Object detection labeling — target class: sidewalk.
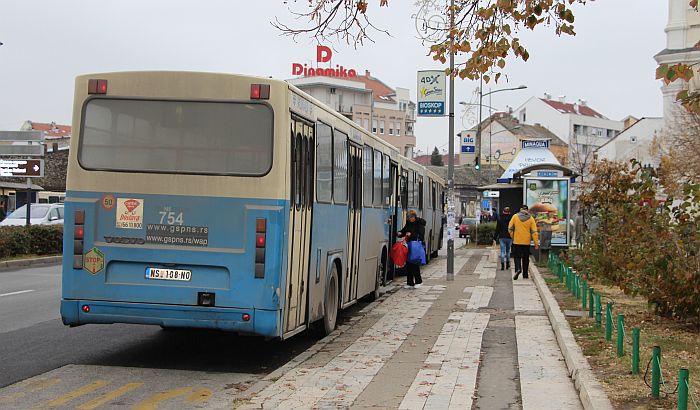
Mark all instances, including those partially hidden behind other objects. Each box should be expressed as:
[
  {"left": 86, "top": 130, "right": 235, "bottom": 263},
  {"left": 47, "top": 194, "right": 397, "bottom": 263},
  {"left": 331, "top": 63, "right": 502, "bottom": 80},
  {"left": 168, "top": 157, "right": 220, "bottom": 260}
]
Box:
[{"left": 241, "top": 247, "right": 587, "bottom": 409}]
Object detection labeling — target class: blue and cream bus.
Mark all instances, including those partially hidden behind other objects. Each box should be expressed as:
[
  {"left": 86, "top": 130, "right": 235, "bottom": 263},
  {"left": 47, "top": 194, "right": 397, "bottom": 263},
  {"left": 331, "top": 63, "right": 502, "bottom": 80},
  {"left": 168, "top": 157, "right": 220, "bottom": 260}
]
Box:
[{"left": 61, "top": 71, "right": 444, "bottom": 339}]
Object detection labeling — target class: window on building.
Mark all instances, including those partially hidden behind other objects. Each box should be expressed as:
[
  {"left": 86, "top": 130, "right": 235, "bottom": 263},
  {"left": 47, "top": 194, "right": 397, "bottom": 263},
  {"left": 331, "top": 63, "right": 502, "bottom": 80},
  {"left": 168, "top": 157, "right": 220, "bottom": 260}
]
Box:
[
  {"left": 316, "top": 122, "right": 332, "bottom": 202},
  {"left": 388, "top": 122, "right": 394, "bottom": 135},
  {"left": 396, "top": 123, "right": 401, "bottom": 136},
  {"left": 379, "top": 120, "right": 385, "bottom": 134},
  {"left": 372, "top": 120, "right": 377, "bottom": 133},
  {"left": 520, "top": 110, "right": 526, "bottom": 123},
  {"left": 334, "top": 130, "right": 348, "bottom": 203}
]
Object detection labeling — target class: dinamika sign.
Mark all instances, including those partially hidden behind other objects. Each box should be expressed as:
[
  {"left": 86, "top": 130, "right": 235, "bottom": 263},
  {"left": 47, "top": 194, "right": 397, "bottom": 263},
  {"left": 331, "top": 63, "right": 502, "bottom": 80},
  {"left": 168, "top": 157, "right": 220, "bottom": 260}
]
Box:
[{"left": 292, "top": 45, "right": 358, "bottom": 78}]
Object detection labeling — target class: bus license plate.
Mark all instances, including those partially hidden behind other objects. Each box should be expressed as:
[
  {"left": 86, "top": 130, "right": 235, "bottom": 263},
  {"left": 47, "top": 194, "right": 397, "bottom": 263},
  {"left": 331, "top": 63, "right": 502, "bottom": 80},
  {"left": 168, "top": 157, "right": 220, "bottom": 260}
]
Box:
[{"left": 146, "top": 268, "right": 192, "bottom": 282}]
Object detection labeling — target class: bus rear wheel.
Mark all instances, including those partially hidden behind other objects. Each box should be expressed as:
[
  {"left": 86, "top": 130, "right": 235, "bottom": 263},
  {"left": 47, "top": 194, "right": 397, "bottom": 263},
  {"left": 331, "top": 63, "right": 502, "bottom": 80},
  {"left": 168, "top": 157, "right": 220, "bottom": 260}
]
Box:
[{"left": 322, "top": 264, "right": 339, "bottom": 336}]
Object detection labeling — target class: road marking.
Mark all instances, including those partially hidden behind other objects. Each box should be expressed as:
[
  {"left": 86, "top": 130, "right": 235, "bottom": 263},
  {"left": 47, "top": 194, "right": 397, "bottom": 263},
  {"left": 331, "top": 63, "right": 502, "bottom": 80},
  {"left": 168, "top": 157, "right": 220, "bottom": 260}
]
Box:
[
  {"left": 76, "top": 382, "right": 143, "bottom": 410},
  {"left": 134, "top": 386, "right": 193, "bottom": 410},
  {"left": 0, "top": 289, "right": 35, "bottom": 297},
  {"left": 0, "top": 378, "right": 61, "bottom": 403},
  {"left": 43, "top": 380, "right": 110, "bottom": 408},
  {"left": 186, "top": 388, "right": 213, "bottom": 403}
]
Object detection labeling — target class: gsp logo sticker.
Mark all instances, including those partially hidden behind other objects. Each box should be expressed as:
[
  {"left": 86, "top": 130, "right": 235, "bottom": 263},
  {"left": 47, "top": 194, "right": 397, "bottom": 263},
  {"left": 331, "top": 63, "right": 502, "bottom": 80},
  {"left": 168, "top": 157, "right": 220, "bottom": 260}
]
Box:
[
  {"left": 116, "top": 198, "right": 144, "bottom": 229},
  {"left": 84, "top": 247, "right": 105, "bottom": 274}
]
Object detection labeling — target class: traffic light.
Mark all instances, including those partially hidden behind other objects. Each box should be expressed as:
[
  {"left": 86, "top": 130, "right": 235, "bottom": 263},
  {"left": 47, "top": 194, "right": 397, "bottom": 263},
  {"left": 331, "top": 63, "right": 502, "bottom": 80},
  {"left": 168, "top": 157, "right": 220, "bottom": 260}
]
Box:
[{"left": 474, "top": 156, "right": 480, "bottom": 170}]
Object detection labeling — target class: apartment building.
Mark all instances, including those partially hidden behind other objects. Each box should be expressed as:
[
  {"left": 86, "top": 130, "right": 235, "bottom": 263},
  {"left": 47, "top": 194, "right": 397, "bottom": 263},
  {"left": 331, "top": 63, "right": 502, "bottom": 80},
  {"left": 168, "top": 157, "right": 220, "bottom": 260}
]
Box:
[{"left": 288, "top": 71, "right": 417, "bottom": 157}]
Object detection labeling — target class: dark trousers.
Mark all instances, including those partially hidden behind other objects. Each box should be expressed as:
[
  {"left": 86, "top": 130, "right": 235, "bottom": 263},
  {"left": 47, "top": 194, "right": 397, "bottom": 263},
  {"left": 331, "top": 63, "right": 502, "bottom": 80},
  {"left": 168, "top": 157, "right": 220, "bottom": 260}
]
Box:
[
  {"left": 406, "top": 262, "right": 422, "bottom": 286},
  {"left": 512, "top": 244, "right": 530, "bottom": 278}
]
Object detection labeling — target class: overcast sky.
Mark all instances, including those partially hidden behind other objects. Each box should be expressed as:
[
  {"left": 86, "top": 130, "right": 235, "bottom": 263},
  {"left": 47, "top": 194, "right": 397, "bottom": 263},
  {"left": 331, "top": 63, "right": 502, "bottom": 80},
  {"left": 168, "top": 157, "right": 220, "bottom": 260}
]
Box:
[{"left": 0, "top": 0, "right": 667, "bottom": 153}]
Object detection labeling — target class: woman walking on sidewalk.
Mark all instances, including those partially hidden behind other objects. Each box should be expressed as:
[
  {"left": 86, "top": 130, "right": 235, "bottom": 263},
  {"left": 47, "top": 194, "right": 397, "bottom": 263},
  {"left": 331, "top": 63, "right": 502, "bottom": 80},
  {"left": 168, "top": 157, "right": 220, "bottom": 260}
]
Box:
[
  {"left": 397, "top": 210, "right": 426, "bottom": 289},
  {"left": 493, "top": 207, "right": 512, "bottom": 271},
  {"left": 508, "top": 205, "right": 539, "bottom": 280}
]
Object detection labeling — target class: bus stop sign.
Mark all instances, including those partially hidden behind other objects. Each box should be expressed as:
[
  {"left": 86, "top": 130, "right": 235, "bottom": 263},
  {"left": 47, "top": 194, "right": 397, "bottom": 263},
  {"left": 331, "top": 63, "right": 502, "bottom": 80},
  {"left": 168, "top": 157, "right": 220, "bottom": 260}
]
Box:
[{"left": 0, "top": 159, "right": 44, "bottom": 177}]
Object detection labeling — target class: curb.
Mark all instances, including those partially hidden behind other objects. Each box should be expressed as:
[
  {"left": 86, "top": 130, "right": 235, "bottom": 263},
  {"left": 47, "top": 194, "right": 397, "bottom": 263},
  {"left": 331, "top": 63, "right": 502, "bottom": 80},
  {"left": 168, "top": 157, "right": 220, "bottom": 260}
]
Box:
[
  {"left": 0, "top": 255, "right": 62, "bottom": 271},
  {"left": 531, "top": 263, "right": 614, "bottom": 410}
]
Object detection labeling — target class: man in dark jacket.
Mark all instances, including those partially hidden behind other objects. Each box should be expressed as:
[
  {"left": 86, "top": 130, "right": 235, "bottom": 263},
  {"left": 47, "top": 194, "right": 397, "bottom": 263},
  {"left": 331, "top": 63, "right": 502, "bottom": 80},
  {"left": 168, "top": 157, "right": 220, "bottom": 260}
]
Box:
[
  {"left": 397, "top": 210, "right": 426, "bottom": 288},
  {"left": 493, "top": 207, "right": 512, "bottom": 270}
]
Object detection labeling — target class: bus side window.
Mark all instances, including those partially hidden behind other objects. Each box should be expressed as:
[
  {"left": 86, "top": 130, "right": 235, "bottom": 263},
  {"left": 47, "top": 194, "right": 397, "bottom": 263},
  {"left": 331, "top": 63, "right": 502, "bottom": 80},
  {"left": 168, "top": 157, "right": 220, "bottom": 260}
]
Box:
[{"left": 363, "top": 145, "right": 373, "bottom": 207}]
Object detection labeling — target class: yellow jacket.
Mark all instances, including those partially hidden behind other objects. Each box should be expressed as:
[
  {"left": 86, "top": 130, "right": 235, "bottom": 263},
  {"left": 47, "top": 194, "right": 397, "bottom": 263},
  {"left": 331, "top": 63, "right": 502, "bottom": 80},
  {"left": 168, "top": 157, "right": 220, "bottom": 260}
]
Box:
[{"left": 508, "top": 212, "right": 540, "bottom": 246}]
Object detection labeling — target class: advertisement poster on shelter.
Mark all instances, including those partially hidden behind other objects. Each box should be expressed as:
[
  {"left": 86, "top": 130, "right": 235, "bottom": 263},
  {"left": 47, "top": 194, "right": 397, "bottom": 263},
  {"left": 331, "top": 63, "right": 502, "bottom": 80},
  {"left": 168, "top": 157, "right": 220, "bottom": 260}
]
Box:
[{"left": 523, "top": 178, "right": 569, "bottom": 246}]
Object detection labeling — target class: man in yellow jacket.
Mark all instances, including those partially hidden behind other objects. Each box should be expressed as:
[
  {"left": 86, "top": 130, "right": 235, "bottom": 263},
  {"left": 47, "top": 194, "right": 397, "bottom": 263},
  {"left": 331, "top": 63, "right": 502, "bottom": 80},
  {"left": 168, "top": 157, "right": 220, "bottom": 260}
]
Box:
[{"left": 508, "top": 205, "right": 539, "bottom": 280}]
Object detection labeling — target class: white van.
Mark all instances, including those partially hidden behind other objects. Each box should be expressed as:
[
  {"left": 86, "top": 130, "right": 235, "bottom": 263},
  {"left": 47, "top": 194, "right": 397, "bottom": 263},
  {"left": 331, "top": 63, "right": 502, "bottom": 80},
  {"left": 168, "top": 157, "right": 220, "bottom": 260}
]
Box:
[{"left": 0, "top": 203, "right": 64, "bottom": 226}]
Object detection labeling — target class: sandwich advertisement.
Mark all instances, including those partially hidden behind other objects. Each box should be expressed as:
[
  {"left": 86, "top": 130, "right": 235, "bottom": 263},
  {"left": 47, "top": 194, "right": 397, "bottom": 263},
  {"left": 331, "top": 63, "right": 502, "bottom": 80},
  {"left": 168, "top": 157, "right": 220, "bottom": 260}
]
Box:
[{"left": 524, "top": 178, "right": 570, "bottom": 246}]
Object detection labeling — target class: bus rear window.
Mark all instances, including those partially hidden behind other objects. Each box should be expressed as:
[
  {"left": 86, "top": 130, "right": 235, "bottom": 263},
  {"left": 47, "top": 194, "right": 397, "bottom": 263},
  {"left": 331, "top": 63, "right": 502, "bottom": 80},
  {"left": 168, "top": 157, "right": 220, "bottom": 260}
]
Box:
[{"left": 79, "top": 98, "right": 273, "bottom": 175}]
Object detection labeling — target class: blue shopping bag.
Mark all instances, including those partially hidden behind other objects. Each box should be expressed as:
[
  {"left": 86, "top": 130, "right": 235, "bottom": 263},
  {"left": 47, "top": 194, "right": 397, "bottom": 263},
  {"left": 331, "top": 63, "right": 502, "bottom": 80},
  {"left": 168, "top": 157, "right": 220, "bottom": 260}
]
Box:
[{"left": 407, "top": 240, "right": 427, "bottom": 266}]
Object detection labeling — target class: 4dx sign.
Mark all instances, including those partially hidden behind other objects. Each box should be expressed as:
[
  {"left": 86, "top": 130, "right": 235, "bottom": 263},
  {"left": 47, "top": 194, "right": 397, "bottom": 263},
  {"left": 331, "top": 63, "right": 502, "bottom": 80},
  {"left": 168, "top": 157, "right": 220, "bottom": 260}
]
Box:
[{"left": 417, "top": 70, "right": 446, "bottom": 117}]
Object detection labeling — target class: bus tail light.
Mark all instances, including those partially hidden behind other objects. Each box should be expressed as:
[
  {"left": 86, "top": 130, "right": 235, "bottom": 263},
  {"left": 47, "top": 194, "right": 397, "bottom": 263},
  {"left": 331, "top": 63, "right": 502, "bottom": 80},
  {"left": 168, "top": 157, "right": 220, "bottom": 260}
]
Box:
[
  {"left": 255, "top": 218, "right": 266, "bottom": 278},
  {"left": 74, "top": 210, "right": 85, "bottom": 269},
  {"left": 88, "top": 79, "right": 108, "bottom": 94},
  {"left": 250, "top": 84, "right": 270, "bottom": 100}
]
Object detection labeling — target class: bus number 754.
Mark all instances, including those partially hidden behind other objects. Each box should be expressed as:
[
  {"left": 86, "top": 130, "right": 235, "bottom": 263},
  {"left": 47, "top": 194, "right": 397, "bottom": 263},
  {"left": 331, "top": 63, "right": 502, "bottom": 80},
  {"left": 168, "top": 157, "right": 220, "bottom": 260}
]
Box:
[{"left": 159, "top": 211, "right": 184, "bottom": 226}]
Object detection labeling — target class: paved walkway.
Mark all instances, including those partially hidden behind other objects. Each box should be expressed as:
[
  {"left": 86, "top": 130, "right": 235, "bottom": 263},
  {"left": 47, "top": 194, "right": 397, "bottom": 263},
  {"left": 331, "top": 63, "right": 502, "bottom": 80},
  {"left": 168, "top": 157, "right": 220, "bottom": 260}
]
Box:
[{"left": 243, "top": 247, "right": 582, "bottom": 409}]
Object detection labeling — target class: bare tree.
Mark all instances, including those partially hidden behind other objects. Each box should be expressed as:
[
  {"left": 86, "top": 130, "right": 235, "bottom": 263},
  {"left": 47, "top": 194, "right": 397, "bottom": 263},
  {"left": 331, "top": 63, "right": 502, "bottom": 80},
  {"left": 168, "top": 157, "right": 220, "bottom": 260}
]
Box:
[
  {"left": 656, "top": 112, "right": 700, "bottom": 196},
  {"left": 275, "top": 0, "right": 588, "bottom": 84}
]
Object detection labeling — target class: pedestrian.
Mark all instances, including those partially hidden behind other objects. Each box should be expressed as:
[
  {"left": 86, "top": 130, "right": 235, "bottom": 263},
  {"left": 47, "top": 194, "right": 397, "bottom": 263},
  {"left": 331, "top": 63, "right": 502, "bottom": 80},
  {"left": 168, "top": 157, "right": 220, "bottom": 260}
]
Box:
[
  {"left": 397, "top": 210, "right": 426, "bottom": 289},
  {"left": 491, "top": 208, "right": 499, "bottom": 222},
  {"left": 508, "top": 205, "right": 539, "bottom": 280},
  {"left": 493, "top": 207, "right": 512, "bottom": 271}
]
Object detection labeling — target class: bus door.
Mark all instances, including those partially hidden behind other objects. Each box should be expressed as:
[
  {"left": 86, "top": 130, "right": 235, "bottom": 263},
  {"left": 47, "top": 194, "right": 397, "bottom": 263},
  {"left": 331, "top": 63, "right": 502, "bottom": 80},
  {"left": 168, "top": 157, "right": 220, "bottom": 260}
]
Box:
[
  {"left": 344, "top": 143, "right": 362, "bottom": 305},
  {"left": 386, "top": 161, "right": 399, "bottom": 283},
  {"left": 285, "top": 116, "right": 314, "bottom": 333}
]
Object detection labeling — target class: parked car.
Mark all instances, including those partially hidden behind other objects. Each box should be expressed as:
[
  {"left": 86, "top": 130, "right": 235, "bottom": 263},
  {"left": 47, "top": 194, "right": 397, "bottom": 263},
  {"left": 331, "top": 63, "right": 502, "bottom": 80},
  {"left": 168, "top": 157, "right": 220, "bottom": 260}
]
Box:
[
  {"left": 0, "top": 203, "right": 64, "bottom": 226},
  {"left": 459, "top": 221, "right": 470, "bottom": 238}
]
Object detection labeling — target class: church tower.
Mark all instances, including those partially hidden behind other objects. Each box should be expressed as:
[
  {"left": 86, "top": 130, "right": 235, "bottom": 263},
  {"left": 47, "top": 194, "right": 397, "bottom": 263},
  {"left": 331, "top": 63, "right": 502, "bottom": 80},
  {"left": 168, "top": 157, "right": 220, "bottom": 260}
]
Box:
[{"left": 654, "top": 0, "right": 700, "bottom": 130}]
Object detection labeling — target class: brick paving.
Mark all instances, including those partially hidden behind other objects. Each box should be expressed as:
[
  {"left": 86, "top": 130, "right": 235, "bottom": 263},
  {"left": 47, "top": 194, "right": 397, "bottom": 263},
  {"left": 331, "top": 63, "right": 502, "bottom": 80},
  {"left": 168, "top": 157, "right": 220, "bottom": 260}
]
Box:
[{"left": 242, "top": 246, "right": 583, "bottom": 409}]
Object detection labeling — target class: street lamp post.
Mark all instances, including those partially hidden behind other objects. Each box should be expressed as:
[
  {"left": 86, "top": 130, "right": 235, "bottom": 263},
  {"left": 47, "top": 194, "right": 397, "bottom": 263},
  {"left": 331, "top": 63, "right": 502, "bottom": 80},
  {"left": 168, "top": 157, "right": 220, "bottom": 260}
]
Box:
[{"left": 446, "top": 0, "right": 455, "bottom": 281}]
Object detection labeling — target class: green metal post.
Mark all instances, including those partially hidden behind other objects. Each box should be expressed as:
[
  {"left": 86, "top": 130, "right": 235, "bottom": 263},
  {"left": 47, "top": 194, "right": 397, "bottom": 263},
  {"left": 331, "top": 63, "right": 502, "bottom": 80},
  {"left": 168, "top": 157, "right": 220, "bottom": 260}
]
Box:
[
  {"left": 606, "top": 302, "right": 613, "bottom": 341},
  {"left": 595, "top": 293, "right": 602, "bottom": 329},
  {"left": 678, "top": 368, "right": 689, "bottom": 410},
  {"left": 588, "top": 287, "right": 594, "bottom": 318},
  {"left": 617, "top": 314, "right": 624, "bottom": 357},
  {"left": 582, "top": 280, "right": 587, "bottom": 309},
  {"left": 652, "top": 346, "right": 661, "bottom": 399},
  {"left": 576, "top": 275, "right": 581, "bottom": 299},
  {"left": 632, "top": 328, "right": 640, "bottom": 374}
]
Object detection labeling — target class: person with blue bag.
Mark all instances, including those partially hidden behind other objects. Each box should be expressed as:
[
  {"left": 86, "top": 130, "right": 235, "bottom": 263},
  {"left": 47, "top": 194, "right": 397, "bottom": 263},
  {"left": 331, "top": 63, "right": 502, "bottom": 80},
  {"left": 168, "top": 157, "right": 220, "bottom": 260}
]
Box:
[{"left": 397, "top": 210, "right": 426, "bottom": 289}]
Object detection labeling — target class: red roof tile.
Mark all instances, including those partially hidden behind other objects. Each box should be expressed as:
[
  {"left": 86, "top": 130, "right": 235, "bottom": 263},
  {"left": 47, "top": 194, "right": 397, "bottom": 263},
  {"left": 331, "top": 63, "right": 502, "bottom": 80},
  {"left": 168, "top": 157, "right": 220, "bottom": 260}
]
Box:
[
  {"left": 27, "top": 121, "right": 71, "bottom": 139},
  {"left": 348, "top": 72, "right": 396, "bottom": 103},
  {"left": 541, "top": 99, "right": 603, "bottom": 118}
]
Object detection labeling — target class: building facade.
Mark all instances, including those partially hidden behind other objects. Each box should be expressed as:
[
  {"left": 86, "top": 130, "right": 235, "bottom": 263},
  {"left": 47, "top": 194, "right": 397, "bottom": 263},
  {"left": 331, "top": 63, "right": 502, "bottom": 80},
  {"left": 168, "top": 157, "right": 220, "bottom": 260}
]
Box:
[
  {"left": 459, "top": 112, "right": 569, "bottom": 169},
  {"left": 595, "top": 117, "right": 664, "bottom": 167},
  {"left": 288, "top": 71, "right": 417, "bottom": 157}
]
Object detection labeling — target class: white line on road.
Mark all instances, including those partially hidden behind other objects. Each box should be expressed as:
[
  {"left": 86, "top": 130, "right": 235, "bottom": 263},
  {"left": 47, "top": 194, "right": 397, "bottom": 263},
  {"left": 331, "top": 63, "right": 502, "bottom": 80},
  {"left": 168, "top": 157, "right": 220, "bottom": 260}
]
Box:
[{"left": 0, "top": 289, "right": 35, "bottom": 297}]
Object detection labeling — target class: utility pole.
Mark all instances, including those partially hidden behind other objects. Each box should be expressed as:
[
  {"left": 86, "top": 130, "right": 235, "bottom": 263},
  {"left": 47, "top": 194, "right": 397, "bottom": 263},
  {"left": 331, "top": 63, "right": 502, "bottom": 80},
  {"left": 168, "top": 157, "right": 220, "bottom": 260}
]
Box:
[{"left": 446, "top": 0, "right": 455, "bottom": 281}]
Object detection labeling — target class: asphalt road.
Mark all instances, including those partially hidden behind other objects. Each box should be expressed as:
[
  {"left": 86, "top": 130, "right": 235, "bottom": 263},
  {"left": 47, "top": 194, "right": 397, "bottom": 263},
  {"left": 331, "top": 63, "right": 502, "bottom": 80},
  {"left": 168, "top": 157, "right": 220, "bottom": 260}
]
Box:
[{"left": 0, "top": 264, "right": 321, "bottom": 389}]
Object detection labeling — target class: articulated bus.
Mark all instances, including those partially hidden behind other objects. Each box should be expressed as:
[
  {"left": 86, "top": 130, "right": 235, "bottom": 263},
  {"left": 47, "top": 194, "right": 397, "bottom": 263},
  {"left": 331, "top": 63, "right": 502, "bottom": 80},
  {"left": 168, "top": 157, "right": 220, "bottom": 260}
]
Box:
[{"left": 61, "top": 71, "right": 444, "bottom": 339}]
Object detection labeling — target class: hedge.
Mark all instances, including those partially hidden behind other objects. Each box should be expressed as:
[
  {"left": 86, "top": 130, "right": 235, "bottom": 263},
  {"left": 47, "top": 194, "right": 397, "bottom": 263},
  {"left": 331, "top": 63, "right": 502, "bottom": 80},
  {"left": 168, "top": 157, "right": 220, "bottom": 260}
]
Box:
[
  {"left": 468, "top": 222, "right": 497, "bottom": 245},
  {"left": 0, "top": 225, "right": 63, "bottom": 259}
]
